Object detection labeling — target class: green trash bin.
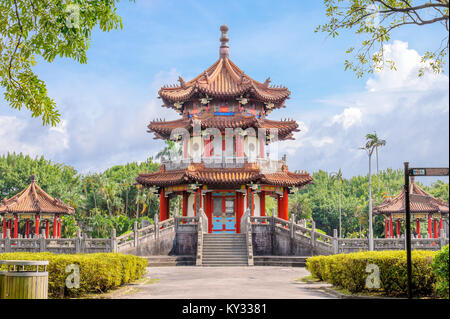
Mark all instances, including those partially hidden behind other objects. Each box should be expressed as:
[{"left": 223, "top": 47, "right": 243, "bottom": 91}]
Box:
[{"left": 0, "top": 260, "right": 49, "bottom": 299}]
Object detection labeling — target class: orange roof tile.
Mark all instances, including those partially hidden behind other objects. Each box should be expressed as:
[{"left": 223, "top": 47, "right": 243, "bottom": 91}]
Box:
[
  {"left": 0, "top": 177, "right": 74, "bottom": 215},
  {"left": 158, "top": 26, "right": 290, "bottom": 109},
  {"left": 148, "top": 113, "right": 299, "bottom": 140},
  {"left": 136, "top": 163, "right": 312, "bottom": 188}
]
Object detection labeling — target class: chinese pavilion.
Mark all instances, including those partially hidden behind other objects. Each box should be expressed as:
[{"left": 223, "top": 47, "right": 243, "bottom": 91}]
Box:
[
  {"left": 374, "top": 177, "right": 449, "bottom": 239},
  {"left": 0, "top": 176, "right": 74, "bottom": 239},
  {"left": 137, "top": 25, "right": 313, "bottom": 233}
]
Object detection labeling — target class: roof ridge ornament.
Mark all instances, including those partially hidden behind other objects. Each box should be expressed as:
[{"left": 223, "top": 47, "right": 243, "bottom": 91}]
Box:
[{"left": 219, "top": 25, "right": 229, "bottom": 58}]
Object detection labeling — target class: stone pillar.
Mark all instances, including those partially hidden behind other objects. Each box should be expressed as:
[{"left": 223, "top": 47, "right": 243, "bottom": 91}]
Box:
[
  {"left": 111, "top": 228, "right": 117, "bottom": 253},
  {"left": 333, "top": 229, "right": 338, "bottom": 254},
  {"left": 5, "top": 229, "right": 11, "bottom": 252},
  {"left": 75, "top": 229, "right": 81, "bottom": 253},
  {"left": 134, "top": 221, "right": 139, "bottom": 248},
  {"left": 311, "top": 221, "right": 316, "bottom": 254},
  {"left": 40, "top": 229, "right": 46, "bottom": 252}
]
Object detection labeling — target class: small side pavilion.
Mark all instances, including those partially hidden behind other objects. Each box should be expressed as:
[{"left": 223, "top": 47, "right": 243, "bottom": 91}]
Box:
[
  {"left": 0, "top": 176, "right": 74, "bottom": 239},
  {"left": 374, "top": 177, "right": 448, "bottom": 238}
]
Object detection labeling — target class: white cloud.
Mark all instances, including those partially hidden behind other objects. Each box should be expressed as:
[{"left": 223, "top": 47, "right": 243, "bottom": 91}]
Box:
[
  {"left": 332, "top": 107, "right": 362, "bottom": 130},
  {"left": 282, "top": 40, "right": 449, "bottom": 178}
]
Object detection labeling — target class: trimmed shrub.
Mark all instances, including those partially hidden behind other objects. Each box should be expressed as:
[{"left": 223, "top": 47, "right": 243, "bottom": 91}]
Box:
[
  {"left": 432, "top": 245, "right": 449, "bottom": 298},
  {"left": 306, "top": 250, "right": 437, "bottom": 296},
  {"left": 0, "top": 252, "right": 147, "bottom": 298}
]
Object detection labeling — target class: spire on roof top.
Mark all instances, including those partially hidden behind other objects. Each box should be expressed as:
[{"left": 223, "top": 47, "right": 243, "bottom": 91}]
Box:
[{"left": 219, "top": 24, "right": 229, "bottom": 58}]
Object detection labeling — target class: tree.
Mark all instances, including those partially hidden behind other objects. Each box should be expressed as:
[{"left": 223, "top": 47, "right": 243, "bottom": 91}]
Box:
[
  {"left": 331, "top": 169, "right": 345, "bottom": 238},
  {"left": 359, "top": 133, "right": 380, "bottom": 250},
  {"left": 316, "top": 0, "right": 449, "bottom": 77},
  {"left": 365, "top": 131, "right": 386, "bottom": 193},
  {"left": 155, "top": 140, "right": 182, "bottom": 162},
  {"left": 0, "top": 0, "right": 133, "bottom": 126}
]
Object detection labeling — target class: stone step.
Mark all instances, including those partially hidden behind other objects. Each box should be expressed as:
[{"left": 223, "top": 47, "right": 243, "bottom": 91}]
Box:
[
  {"left": 145, "top": 255, "right": 196, "bottom": 267},
  {"left": 253, "top": 256, "right": 309, "bottom": 267},
  {"left": 202, "top": 263, "right": 248, "bottom": 267}
]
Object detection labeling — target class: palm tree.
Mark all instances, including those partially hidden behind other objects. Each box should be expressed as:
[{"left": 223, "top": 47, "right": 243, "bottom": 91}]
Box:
[
  {"left": 359, "top": 132, "right": 380, "bottom": 250},
  {"left": 365, "top": 132, "right": 386, "bottom": 194},
  {"left": 156, "top": 140, "right": 182, "bottom": 162},
  {"left": 330, "top": 169, "right": 344, "bottom": 238}
]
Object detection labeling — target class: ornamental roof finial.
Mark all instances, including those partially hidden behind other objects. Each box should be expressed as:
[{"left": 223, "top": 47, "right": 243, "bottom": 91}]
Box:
[{"left": 219, "top": 24, "right": 229, "bottom": 58}]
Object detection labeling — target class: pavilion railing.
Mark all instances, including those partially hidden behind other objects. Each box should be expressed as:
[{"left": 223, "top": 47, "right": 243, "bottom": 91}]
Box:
[{"left": 248, "top": 216, "right": 448, "bottom": 255}]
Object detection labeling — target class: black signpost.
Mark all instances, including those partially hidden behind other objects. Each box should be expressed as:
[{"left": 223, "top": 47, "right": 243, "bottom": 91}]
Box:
[{"left": 404, "top": 162, "right": 449, "bottom": 299}]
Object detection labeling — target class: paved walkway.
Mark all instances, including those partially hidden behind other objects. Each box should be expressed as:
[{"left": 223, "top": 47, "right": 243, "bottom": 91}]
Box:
[{"left": 114, "top": 266, "right": 336, "bottom": 299}]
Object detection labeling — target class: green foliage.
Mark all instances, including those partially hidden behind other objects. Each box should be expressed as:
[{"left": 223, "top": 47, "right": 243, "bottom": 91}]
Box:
[
  {"left": 316, "top": 0, "right": 448, "bottom": 78},
  {"left": 306, "top": 250, "right": 438, "bottom": 296},
  {"left": 0, "top": 252, "right": 147, "bottom": 298},
  {"left": 432, "top": 245, "right": 449, "bottom": 298},
  {"left": 0, "top": 0, "right": 134, "bottom": 126},
  {"left": 0, "top": 152, "right": 159, "bottom": 237}
]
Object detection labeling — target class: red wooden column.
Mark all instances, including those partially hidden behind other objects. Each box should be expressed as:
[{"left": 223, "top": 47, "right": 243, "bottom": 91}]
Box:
[
  {"left": 182, "top": 191, "right": 188, "bottom": 218},
  {"left": 439, "top": 217, "right": 443, "bottom": 237},
  {"left": 236, "top": 192, "right": 244, "bottom": 233},
  {"left": 205, "top": 192, "right": 212, "bottom": 233},
  {"left": 434, "top": 219, "right": 438, "bottom": 239},
  {"left": 416, "top": 218, "right": 421, "bottom": 238},
  {"left": 277, "top": 193, "right": 281, "bottom": 218},
  {"left": 279, "top": 188, "right": 289, "bottom": 221},
  {"left": 53, "top": 215, "right": 57, "bottom": 238},
  {"left": 25, "top": 219, "right": 30, "bottom": 238},
  {"left": 246, "top": 187, "right": 250, "bottom": 210},
  {"left": 396, "top": 220, "right": 400, "bottom": 238},
  {"left": 14, "top": 214, "right": 18, "bottom": 238},
  {"left": 198, "top": 188, "right": 202, "bottom": 210},
  {"left": 2, "top": 217, "right": 6, "bottom": 238},
  {"left": 428, "top": 213, "right": 432, "bottom": 238},
  {"left": 250, "top": 189, "right": 254, "bottom": 216},
  {"left": 45, "top": 219, "right": 49, "bottom": 238},
  {"left": 35, "top": 214, "right": 40, "bottom": 236},
  {"left": 57, "top": 217, "right": 62, "bottom": 238},
  {"left": 260, "top": 191, "right": 266, "bottom": 217},
  {"left": 159, "top": 188, "right": 169, "bottom": 221}
]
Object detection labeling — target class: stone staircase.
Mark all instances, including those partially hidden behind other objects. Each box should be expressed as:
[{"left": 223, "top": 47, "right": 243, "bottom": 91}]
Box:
[{"left": 202, "top": 233, "right": 248, "bottom": 266}]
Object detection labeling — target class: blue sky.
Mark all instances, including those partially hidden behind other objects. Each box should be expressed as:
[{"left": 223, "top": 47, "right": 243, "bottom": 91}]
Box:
[{"left": 0, "top": 0, "right": 448, "bottom": 183}]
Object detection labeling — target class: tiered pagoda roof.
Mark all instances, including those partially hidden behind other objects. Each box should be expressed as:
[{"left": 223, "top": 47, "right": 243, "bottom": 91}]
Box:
[
  {"left": 159, "top": 53, "right": 290, "bottom": 109},
  {"left": 0, "top": 176, "right": 74, "bottom": 215},
  {"left": 136, "top": 163, "right": 312, "bottom": 188},
  {"left": 148, "top": 113, "right": 299, "bottom": 140},
  {"left": 373, "top": 179, "right": 449, "bottom": 215}
]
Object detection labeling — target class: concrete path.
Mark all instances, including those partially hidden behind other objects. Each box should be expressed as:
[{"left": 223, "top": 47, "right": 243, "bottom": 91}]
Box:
[{"left": 114, "top": 266, "right": 336, "bottom": 299}]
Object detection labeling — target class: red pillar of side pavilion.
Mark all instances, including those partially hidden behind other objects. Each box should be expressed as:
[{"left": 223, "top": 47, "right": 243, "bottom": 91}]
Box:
[
  {"left": 2, "top": 217, "right": 6, "bottom": 238},
  {"left": 35, "top": 214, "right": 40, "bottom": 236},
  {"left": 57, "top": 217, "right": 62, "bottom": 238},
  {"left": 53, "top": 214, "right": 57, "bottom": 238},
  {"left": 428, "top": 213, "right": 432, "bottom": 238},
  {"left": 14, "top": 214, "right": 18, "bottom": 238},
  {"left": 25, "top": 219, "right": 30, "bottom": 238},
  {"left": 434, "top": 219, "right": 438, "bottom": 238},
  {"left": 159, "top": 188, "right": 169, "bottom": 221},
  {"left": 396, "top": 220, "right": 400, "bottom": 238},
  {"left": 45, "top": 219, "right": 49, "bottom": 238},
  {"left": 439, "top": 217, "right": 443, "bottom": 237},
  {"left": 205, "top": 192, "right": 213, "bottom": 233},
  {"left": 416, "top": 218, "right": 421, "bottom": 238}
]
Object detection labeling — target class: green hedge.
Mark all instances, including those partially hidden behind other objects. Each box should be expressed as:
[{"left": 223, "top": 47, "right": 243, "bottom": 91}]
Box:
[
  {"left": 0, "top": 252, "right": 147, "bottom": 298},
  {"left": 306, "top": 250, "right": 437, "bottom": 296},
  {"left": 432, "top": 245, "right": 449, "bottom": 298}
]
